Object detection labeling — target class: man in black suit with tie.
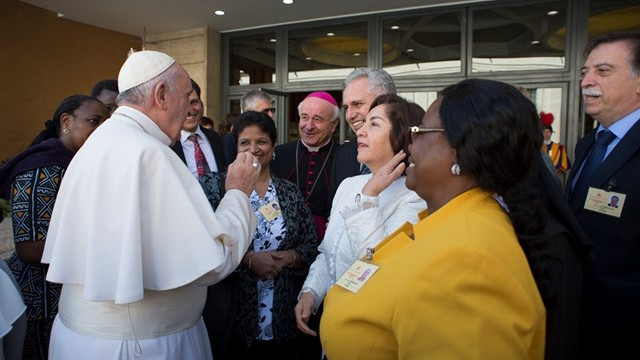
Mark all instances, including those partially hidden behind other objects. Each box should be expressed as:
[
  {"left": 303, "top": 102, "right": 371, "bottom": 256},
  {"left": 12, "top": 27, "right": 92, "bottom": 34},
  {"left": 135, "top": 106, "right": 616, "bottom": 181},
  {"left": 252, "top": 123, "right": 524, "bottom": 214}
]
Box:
[
  {"left": 170, "top": 79, "right": 225, "bottom": 176},
  {"left": 567, "top": 31, "right": 640, "bottom": 359},
  {"left": 328, "top": 68, "right": 396, "bottom": 205},
  {"left": 171, "top": 80, "right": 230, "bottom": 359}
]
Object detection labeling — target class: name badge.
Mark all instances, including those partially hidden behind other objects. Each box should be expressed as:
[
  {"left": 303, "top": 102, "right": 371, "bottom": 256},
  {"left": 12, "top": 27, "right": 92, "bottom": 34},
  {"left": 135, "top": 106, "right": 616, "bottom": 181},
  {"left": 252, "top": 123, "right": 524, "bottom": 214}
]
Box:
[
  {"left": 259, "top": 201, "right": 281, "bottom": 221},
  {"left": 584, "top": 187, "right": 625, "bottom": 218},
  {"left": 335, "top": 260, "right": 379, "bottom": 293}
]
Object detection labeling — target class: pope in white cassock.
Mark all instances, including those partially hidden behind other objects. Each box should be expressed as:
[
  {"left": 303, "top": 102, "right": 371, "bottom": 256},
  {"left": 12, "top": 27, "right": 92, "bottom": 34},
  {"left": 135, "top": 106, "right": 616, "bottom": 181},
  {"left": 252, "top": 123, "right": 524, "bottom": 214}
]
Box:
[{"left": 42, "top": 50, "right": 261, "bottom": 359}]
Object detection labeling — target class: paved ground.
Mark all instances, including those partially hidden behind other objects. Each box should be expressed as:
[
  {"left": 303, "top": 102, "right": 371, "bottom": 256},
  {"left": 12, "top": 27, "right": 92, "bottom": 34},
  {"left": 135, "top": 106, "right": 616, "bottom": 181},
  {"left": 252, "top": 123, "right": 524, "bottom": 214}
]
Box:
[{"left": 1, "top": 218, "right": 14, "bottom": 260}]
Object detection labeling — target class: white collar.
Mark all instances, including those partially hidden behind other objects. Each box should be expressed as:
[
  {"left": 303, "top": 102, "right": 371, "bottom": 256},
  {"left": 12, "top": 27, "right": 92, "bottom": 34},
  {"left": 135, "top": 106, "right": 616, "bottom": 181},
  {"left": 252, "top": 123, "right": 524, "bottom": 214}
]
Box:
[
  {"left": 115, "top": 106, "right": 172, "bottom": 146},
  {"left": 300, "top": 138, "right": 331, "bottom": 152},
  {"left": 180, "top": 126, "right": 205, "bottom": 142}
]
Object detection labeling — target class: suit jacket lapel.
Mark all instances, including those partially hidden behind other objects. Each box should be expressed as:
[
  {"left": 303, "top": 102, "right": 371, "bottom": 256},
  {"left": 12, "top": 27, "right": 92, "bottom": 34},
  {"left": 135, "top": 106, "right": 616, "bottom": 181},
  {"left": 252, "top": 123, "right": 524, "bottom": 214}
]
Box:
[
  {"left": 566, "top": 131, "right": 595, "bottom": 198},
  {"left": 590, "top": 118, "right": 640, "bottom": 189},
  {"left": 202, "top": 128, "right": 226, "bottom": 171},
  {"left": 170, "top": 141, "right": 187, "bottom": 164}
]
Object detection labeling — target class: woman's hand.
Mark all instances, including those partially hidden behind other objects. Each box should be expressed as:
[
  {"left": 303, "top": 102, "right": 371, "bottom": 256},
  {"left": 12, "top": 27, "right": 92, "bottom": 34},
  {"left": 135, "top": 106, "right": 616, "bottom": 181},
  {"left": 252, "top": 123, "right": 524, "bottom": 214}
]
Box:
[
  {"left": 362, "top": 150, "right": 407, "bottom": 197},
  {"left": 295, "top": 292, "right": 317, "bottom": 336},
  {"left": 248, "top": 251, "right": 292, "bottom": 279}
]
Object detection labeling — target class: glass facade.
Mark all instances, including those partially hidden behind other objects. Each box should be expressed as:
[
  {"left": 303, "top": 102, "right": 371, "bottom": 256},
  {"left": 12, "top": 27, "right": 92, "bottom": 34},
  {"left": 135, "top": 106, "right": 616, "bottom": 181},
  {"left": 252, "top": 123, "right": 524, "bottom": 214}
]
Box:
[
  {"left": 229, "top": 32, "right": 277, "bottom": 86},
  {"left": 382, "top": 10, "right": 463, "bottom": 77},
  {"left": 222, "top": 0, "right": 640, "bottom": 151},
  {"left": 288, "top": 22, "right": 368, "bottom": 83},
  {"left": 471, "top": 1, "right": 568, "bottom": 73}
]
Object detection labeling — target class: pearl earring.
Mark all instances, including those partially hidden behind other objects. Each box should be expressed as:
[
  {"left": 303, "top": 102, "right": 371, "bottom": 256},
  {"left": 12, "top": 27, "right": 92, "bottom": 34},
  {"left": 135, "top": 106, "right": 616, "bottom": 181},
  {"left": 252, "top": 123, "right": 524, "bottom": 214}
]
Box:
[
  {"left": 63, "top": 128, "right": 70, "bottom": 134},
  {"left": 451, "top": 163, "right": 461, "bottom": 176}
]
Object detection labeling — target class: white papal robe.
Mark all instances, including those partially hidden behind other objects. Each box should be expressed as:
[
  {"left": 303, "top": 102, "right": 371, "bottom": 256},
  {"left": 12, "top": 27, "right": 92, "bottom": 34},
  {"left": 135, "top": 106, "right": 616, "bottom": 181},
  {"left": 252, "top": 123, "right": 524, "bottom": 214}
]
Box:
[{"left": 42, "top": 106, "right": 256, "bottom": 360}]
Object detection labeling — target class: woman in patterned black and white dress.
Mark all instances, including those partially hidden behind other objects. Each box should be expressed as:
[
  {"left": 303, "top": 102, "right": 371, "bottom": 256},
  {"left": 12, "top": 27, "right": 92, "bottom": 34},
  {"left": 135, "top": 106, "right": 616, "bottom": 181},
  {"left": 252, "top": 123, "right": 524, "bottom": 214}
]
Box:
[{"left": 199, "top": 111, "right": 318, "bottom": 360}]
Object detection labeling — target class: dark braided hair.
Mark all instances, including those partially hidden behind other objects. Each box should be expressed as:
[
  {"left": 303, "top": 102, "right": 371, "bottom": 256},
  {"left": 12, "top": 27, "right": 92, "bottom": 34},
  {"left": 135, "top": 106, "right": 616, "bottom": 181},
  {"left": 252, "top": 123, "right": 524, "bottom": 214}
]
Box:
[
  {"left": 439, "top": 78, "right": 560, "bottom": 329},
  {"left": 30, "top": 95, "right": 99, "bottom": 146}
]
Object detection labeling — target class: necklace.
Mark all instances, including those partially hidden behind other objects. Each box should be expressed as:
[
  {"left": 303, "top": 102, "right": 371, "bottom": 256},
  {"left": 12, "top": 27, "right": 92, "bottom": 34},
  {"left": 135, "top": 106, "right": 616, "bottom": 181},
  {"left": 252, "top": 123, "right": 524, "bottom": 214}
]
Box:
[{"left": 295, "top": 139, "right": 334, "bottom": 201}]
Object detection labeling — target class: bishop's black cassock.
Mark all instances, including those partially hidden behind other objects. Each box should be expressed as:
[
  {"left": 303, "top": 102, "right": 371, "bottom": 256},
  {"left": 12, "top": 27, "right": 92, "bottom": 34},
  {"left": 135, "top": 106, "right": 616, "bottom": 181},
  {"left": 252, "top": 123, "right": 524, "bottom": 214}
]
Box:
[{"left": 271, "top": 139, "right": 336, "bottom": 240}]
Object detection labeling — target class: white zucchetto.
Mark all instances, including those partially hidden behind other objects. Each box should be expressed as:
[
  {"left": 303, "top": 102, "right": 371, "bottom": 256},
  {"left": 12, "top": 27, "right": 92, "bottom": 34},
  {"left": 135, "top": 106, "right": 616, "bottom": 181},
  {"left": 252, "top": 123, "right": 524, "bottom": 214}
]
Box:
[{"left": 118, "top": 50, "right": 175, "bottom": 92}]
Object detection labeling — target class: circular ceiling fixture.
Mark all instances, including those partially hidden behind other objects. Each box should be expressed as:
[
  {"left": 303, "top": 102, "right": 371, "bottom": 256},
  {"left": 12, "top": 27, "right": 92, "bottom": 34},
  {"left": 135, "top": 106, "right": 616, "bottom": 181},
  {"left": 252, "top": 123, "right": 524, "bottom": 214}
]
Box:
[{"left": 301, "top": 36, "right": 397, "bottom": 66}]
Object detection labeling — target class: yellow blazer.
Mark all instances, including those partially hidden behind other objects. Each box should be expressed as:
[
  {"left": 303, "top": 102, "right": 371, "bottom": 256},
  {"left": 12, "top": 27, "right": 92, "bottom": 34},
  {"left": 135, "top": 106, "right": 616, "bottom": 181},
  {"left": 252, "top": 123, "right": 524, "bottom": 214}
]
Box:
[{"left": 320, "top": 188, "right": 546, "bottom": 360}]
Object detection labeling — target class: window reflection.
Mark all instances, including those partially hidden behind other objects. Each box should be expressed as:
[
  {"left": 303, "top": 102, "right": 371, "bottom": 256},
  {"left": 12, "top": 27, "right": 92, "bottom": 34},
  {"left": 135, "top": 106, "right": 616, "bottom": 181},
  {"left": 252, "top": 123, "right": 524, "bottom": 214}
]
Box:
[
  {"left": 382, "top": 11, "right": 463, "bottom": 76},
  {"left": 288, "top": 22, "right": 367, "bottom": 82},
  {"left": 529, "top": 87, "right": 564, "bottom": 143},
  {"left": 472, "top": 1, "right": 567, "bottom": 73},
  {"left": 229, "top": 33, "right": 276, "bottom": 85},
  {"left": 398, "top": 91, "right": 439, "bottom": 113},
  {"left": 588, "top": 0, "right": 640, "bottom": 39}
]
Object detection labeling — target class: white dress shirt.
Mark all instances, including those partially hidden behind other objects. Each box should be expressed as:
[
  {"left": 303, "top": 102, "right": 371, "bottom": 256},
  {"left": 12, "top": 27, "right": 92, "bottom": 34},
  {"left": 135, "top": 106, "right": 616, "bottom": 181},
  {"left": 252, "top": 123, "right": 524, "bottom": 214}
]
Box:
[{"left": 179, "top": 126, "right": 219, "bottom": 177}]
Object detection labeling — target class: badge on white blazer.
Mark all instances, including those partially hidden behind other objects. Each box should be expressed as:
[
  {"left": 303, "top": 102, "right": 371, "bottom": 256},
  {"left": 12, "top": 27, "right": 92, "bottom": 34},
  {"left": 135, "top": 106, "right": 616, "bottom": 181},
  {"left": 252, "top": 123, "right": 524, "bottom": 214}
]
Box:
[{"left": 584, "top": 187, "right": 625, "bottom": 218}]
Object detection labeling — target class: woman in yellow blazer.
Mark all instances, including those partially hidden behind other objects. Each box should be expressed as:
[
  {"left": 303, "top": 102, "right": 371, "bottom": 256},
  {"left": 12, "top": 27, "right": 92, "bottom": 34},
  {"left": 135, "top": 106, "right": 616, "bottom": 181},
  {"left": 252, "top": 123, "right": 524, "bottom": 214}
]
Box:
[{"left": 320, "top": 79, "right": 548, "bottom": 360}]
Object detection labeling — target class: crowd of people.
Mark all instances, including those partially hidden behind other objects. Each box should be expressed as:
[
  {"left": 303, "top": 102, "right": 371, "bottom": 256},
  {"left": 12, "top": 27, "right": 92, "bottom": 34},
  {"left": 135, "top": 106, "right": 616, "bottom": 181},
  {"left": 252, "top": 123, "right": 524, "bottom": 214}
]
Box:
[{"left": 0, "top": 29, "right": 638, "bottom": 360}]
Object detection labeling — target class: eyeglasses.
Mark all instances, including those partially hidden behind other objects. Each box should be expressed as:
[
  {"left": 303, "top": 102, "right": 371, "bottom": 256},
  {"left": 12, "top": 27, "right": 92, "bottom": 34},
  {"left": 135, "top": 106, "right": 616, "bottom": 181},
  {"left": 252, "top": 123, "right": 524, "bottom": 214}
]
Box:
[
  {"left": 409, "top": 126, "right": 445, "bottom": 143},
  {"left": 246, "top": 107, "right": 276, "bottom": 115}
]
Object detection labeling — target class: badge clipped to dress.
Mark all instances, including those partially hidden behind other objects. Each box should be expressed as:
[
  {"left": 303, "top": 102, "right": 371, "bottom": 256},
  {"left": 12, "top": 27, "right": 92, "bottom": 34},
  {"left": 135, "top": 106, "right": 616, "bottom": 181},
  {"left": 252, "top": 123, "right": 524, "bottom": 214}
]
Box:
[
  {"left": 259, "top": 201, "right": 281, "bottom": 221},
  {"left": 584, "top": 187, "right": 625, "bottom": 218},
  {"left": 336, "top": 248, "right": 379, "bottom": 293}
]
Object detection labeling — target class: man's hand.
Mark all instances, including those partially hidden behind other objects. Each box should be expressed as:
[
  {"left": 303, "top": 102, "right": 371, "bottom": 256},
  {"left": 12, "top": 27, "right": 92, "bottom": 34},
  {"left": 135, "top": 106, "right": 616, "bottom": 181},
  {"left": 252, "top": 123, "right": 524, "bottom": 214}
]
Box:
[{"left": 225, "top": 152, "right": 260, "bottom": 196}]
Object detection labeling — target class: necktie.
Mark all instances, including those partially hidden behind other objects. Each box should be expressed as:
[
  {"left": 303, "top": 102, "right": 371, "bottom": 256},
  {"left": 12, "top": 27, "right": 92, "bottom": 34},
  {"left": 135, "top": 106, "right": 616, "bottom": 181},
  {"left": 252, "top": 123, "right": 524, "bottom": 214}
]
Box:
[
  {"left": 189, "top": 134, "right": 210, "bottom": 177},
  {"left": 570, "top": 130, "right": 616, "bottom": 206},
  {"left": 360, "top": 164, "right": 371, "bottom": 175}
]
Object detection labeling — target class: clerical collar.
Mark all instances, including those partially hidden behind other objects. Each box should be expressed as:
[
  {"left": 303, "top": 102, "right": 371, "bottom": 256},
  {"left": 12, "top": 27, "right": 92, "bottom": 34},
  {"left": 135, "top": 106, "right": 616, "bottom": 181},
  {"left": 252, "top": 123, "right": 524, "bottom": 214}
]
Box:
[
  {"left": 300, "top": 138, "right": 331, "bottom": 152},
  {"left": 544, "top": 140, "right": 552, "bottom": 145}
]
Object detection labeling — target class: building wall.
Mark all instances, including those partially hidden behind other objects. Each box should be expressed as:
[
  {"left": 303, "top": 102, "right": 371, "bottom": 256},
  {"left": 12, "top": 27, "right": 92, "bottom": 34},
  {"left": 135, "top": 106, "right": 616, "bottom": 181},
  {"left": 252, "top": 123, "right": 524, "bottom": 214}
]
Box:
[
  {"left": 0, "top": 0, "right": 138, "bottom": 162},
  {"left": 146, "top": 27, "right": 222, "bottom": 130}
]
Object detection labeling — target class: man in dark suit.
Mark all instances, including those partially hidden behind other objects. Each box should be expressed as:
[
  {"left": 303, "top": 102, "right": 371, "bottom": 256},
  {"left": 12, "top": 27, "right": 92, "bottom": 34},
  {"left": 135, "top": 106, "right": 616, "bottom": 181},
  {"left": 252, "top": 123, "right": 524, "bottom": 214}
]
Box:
[
  {"left": 91, "top": 79, "right": 119, "bottom": 115},
  {"left": 170, "top": 79, "right": 225, "bottom": 176},
  {"left": 172, "top": 80, "right": 229, "bottom": 359},
  {"left": 328, "top": 68, "right": 396, "bottom": 206},
  {"left": 221, "top": 90, "right": 275, "bottom": 167},
  {"left": 567, "top": 31, "right": 640, "bottom": 359}
]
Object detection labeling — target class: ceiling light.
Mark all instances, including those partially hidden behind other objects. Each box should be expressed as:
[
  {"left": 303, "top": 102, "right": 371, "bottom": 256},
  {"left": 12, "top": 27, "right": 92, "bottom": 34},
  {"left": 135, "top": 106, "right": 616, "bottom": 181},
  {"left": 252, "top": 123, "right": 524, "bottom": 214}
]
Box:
[
  {"left": 547, "top": 10, "right": 559, "bottom": 16},
  {"left": 305, "top": 57, "right": 312, "bottom": 60},
  {"left": 270, "top": 38, "right": 277, "bottom": 43},
  {"left": 406, "top": 48, "right": 414, "bottom": 53},
  {"left": 57, "top": 12, "right": 65, "bottom": 18},
  {"left": 531, "top": 40, "right": 541, "bottom": 45},
  {"left": 327, "top": 32, "right": 335, "bottom": 37},
  {"left": 214, "top": 10, "right": 225, "bottom": 16},
  {"left": 353, "top": 53, "right": 361, "bottom": 56},
  {"left": 391, "top": 25, "right": 399, "bottom": 30},
  {"left": 283, "top": 0, "right": 294, "bottom": 4}
]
